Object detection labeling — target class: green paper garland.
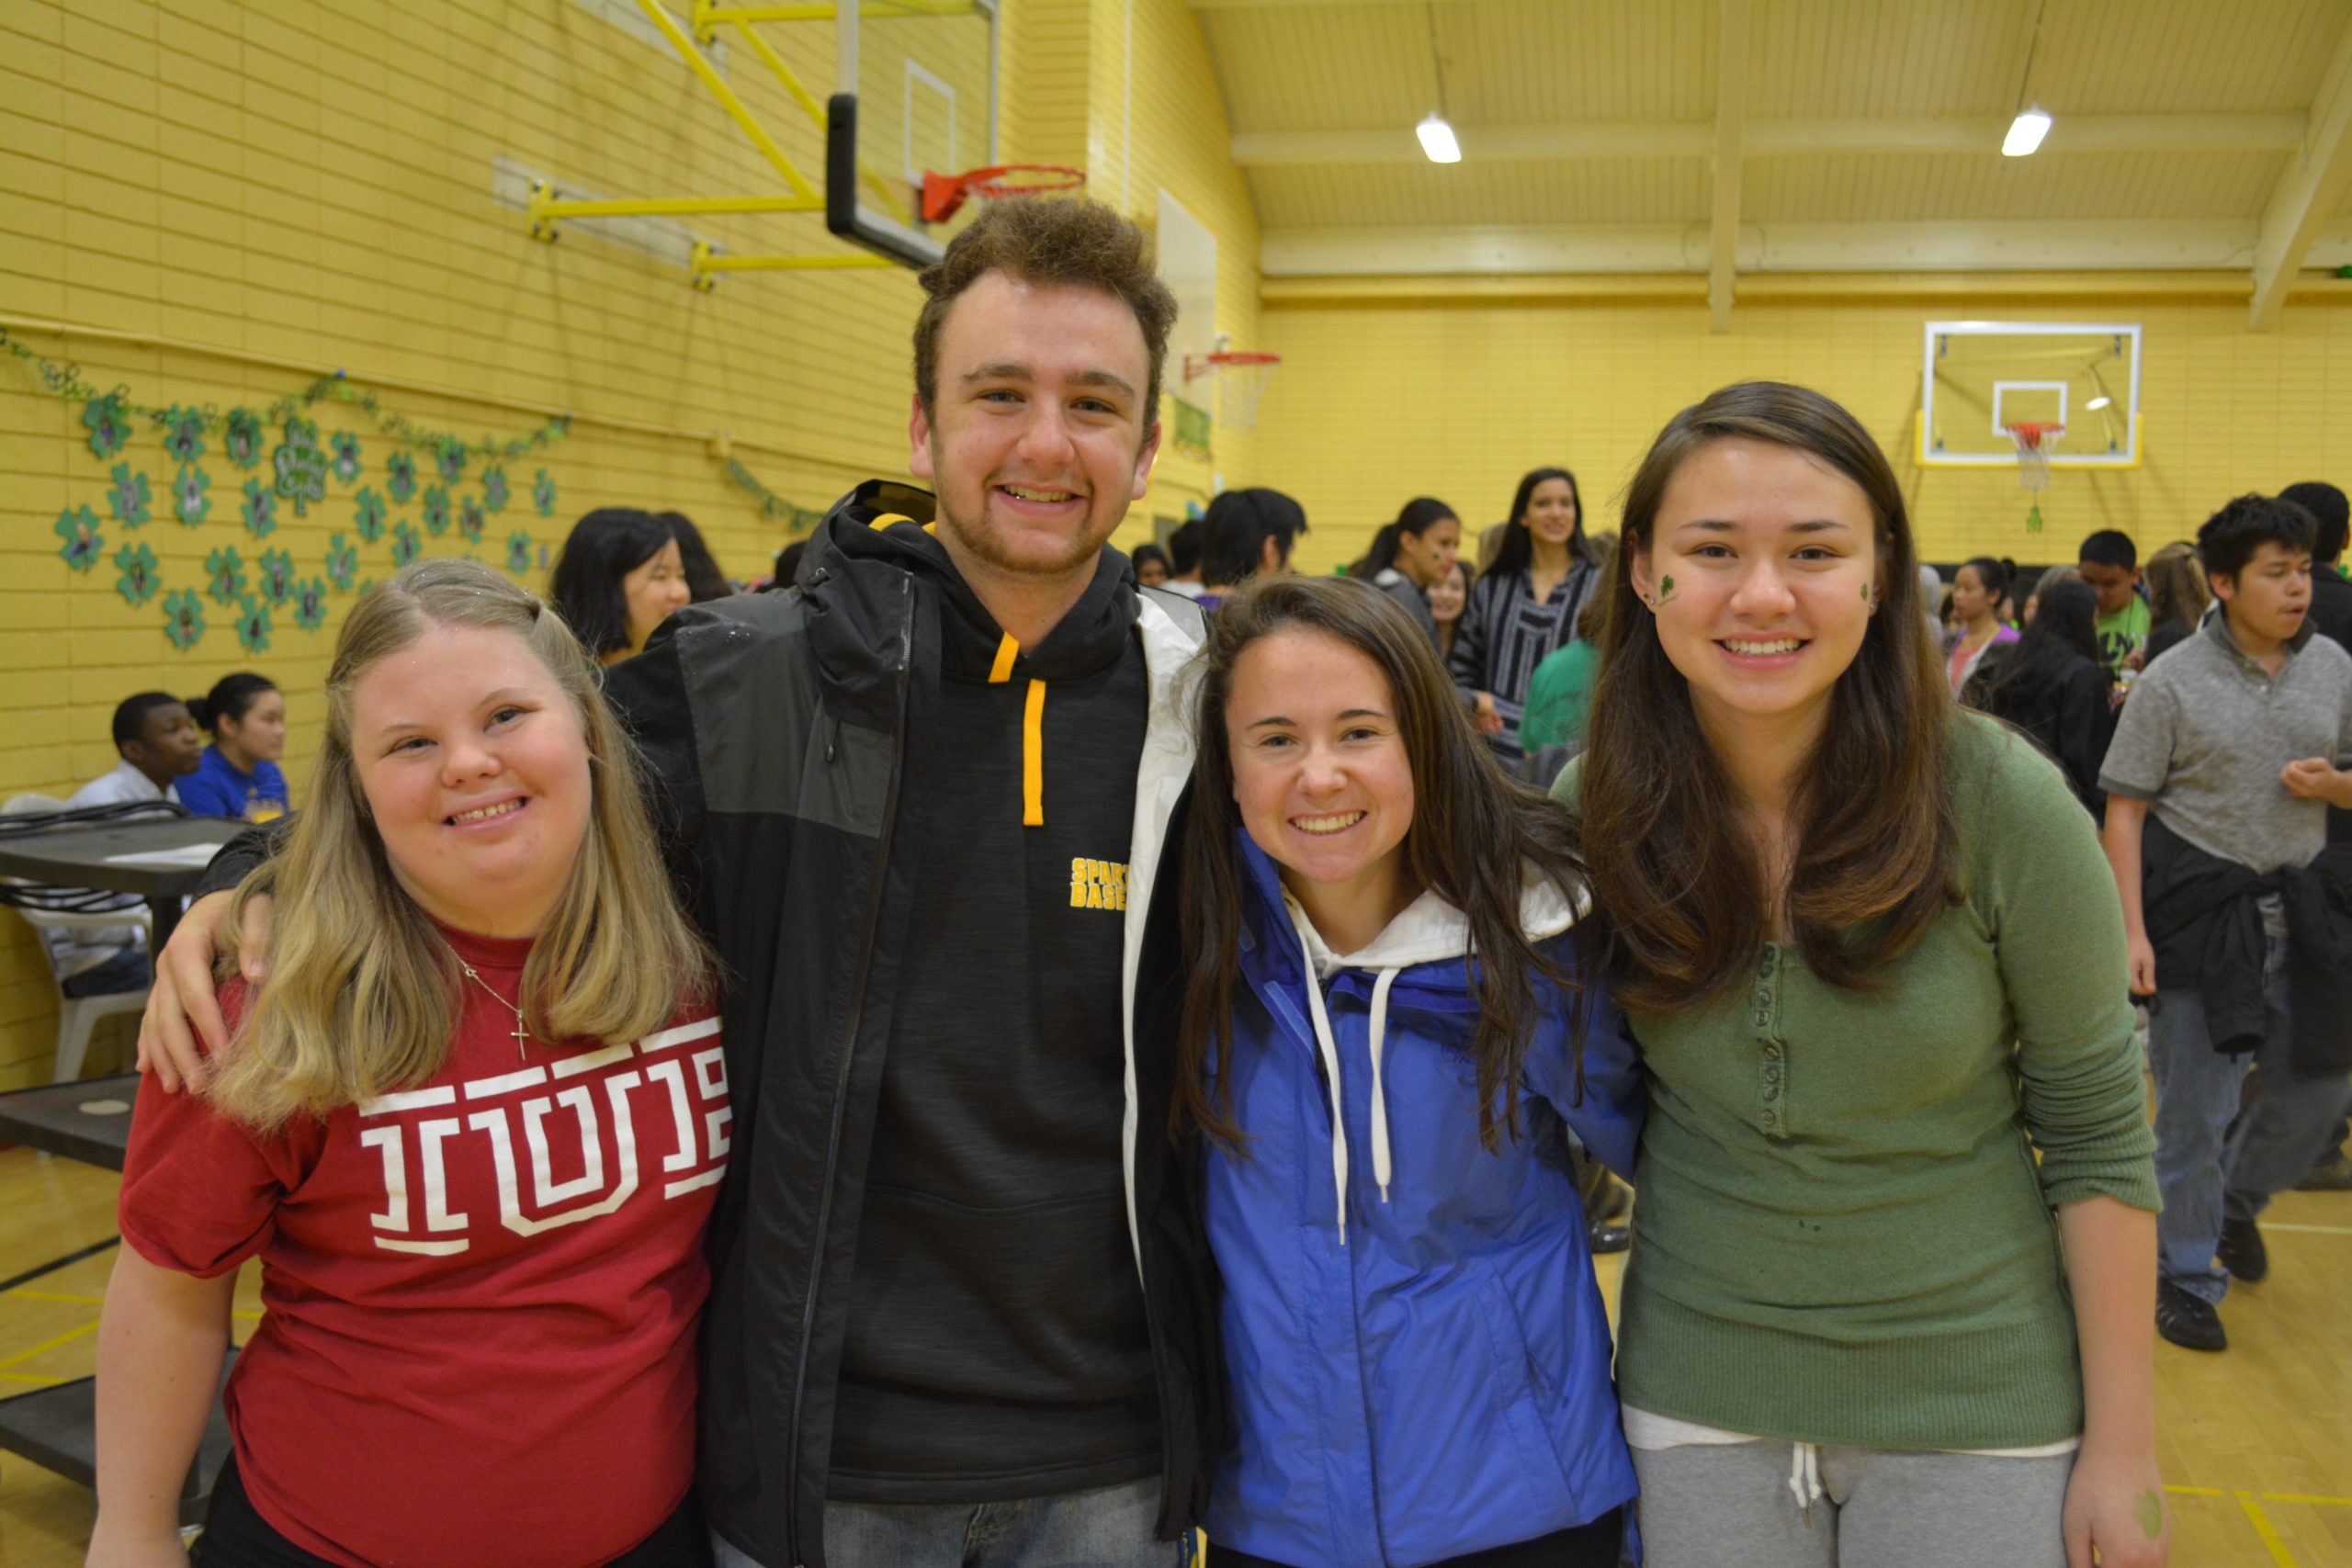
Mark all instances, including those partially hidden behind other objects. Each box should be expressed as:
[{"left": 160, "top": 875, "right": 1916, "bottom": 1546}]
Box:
[{"left": 723, "top": 457, "right": 826, "bottom": 533}]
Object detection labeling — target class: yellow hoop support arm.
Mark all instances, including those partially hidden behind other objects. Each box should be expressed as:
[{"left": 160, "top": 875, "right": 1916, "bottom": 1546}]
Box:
[
  {"left": 693, "top": 250, "right": 899, "bottom": 274},
  {"left": 633, "top": 0, "right": 819, "bottom": 200},
  {"left": 534, "top": 192, "right": 827, "bottom": 223}
]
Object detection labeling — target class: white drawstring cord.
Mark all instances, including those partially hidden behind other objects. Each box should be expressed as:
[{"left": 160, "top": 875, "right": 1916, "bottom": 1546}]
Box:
[
  {"left": 1367, "top": 966, "right": 1397, "bottom": 1202},
  {"left": 1788, "top": 1443, "right": 1824, "bottom": 1517},
  {"left": 1288, "top": 901, "right": 1351, "bottom": 1246}
]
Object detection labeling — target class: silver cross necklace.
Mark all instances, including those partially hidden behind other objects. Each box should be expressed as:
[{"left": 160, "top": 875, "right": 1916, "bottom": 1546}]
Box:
[{"left": 458, "top": 962, "right": 534, "bottom": 1062}]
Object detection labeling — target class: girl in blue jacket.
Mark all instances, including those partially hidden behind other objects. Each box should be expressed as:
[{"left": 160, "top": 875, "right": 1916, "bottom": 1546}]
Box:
[{"left": 1176, "top": 575, "right": 1643, "bottom": 1568}]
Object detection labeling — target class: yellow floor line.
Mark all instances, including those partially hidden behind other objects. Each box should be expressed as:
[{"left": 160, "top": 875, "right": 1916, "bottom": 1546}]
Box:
[
  {"left": 6, "top": 1289, "right": 103, "bottom": 1304},
  {"left": 0, "top": 1315, "right": 100, "bottom": 1371},
  {"left": 2236, "top": 1491, "right": 2301, "bottom": 1568},
  {"left": 2262, "top": 1494, "right": 2352, "bottom": 1507},
  {"left": 2257, "top": 1223, "right": 2352, "bottom": 1235},
  {"left": 0, "top": 1370, "right": 65, "bottom": 1386},
  {"left": 2167, "top": 1484, "right": 2227, "bottom": 1496}
]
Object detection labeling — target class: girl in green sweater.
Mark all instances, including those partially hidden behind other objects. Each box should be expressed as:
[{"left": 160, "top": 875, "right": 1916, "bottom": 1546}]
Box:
[{"left": 1559, "top": 382, "right": 2167, "bottom": 1568}]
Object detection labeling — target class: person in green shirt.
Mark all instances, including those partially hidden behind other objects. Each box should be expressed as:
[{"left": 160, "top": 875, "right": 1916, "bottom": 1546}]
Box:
[
  {"left": 2079, "top": 529, "right": 2151, "bottom": 677},
  {"left": 1561, "top": 382, "right": 2168, "bottom": 1568}
]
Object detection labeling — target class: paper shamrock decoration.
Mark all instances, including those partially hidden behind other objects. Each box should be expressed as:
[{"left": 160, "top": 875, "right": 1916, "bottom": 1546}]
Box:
[
  {"left": 257, "top": 547, "right": 297, "bottom": 606},
  {"left": 390, "top": 521, "right": 422, "bottom": 568},
  {"left": 174, "top": 464, "right": 211, "bottom": 525},
  {"left": 84, "top": 392, "right": 130, "bottom": 459},
  {"left": 434, "top": 438, "right": 467, "bottom": 484},
  {"left": 273, "top": 417, "right": 328, "bottom": 516},
  {"left": 114, "top": 540, "right": 160, "bottom": 606},
  {"left": 325, "top": 533, "right": 359, "bottom": 591},
  {"left": 162, "top": 588, "right": 208, "bottom": 650},
  {"left": 422, "top": 484, "right": 451, "bottom": 536},
  {"left": 533, "top": 469, "right": 557, "bottom": 516},
  {"left": 241, "top": 479, "right": 278, "bottom": 537},
  {"left": 161, "top": 406, "right": 209, "bottom": 464},
  {"left": 224, "top": 408, "right": 265, "bottom": 469},
  {"left": 107, "top": 464, "right": 152, "bottom": 528},
  {"left": 294, "top": 577, "right": 331, "bottom": 631},
  {"left": 235, "top": 594, "right": 274, "bottom": 654},
  {"left": 54, "top": 505, "right": 103, "bottom": 572},
  {"left": 330, "top": 431, "right": 363, "bottom": 485},
  {"left": 386, "top": 450, "right": 418, "bottom": 504},
  {"left": 458, "top": 492, "right": 485, "bottom": 543},
  {"left": 506, "top": 530, "right": 534, "bottom": 574},
  {"left": 481, "top": 466, "right": 509, "bottom": 513},
  {"left": 353, "top": 485, "right": 388, "bottom": 543},
  {"left": 206, "top": 545, "right": 248, "bottom": 605}
]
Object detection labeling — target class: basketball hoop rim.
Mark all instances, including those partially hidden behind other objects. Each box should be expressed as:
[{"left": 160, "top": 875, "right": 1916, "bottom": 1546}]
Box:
[
  {"left": 920, "top": 164, "right": 1088, "bottom": 224},
  {"left": 1183, "top": 350, "right": 1283, "bottom": 382},
  {"left": 2004, "top": 421, "right": 2066, "bottom": 453}
]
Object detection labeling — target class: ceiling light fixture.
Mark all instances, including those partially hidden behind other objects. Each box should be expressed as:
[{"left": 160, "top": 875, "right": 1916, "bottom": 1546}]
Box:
[
  {"left": 1419, "top": 4, "right": 1459, "bottom": 164},
  {"left": 1418, "top": 114, "right": 1462, "bottom": 164},
  {"left": 2086, "top": 394, "right": 2113, "bottom": 411},
  {"left": 2002, "top": 0, "right": 2052, "bottom": 157}
]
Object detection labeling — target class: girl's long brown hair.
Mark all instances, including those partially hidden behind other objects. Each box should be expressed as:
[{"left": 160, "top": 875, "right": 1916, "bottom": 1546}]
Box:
[
  {"left": 1176, "top": 575, "right": 1593, "bottom": 1153},
  {"left": 1578, "top": 380, "right": 1956, "bottom": 1017}
]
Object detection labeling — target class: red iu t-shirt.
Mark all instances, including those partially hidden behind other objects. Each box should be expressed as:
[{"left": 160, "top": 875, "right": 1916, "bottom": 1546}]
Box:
[{"left": 119, "top": 925, "right": 729, "bottom": 1568}]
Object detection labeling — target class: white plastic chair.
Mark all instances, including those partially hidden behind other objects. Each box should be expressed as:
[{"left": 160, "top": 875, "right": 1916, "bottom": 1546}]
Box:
[{"left": 2, "top": 793, "right": 154, "bottom": 1081}]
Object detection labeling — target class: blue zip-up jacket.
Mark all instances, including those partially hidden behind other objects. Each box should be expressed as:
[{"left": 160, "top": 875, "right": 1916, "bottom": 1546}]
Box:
[{"left": 1204, "top": 835, "right": 1644, "bottom": 1567}]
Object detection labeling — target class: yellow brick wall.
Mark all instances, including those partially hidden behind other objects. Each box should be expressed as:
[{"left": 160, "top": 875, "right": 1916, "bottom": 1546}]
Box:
[
  {"left": 0, "top": 0, "right": 1262, "bottom": 1089},
  {"left": 1255, "top": 283, "right": 2352, "bottom": 577}
]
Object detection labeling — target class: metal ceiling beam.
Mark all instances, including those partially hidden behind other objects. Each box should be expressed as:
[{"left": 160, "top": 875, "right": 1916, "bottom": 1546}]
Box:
[
  {"left": 2249, "top": 17, "right": 2352, "bottom": 329},
  {"left": 1259, "top": 219, "right": 2352, "bottom": 278},
  {"left": 1230, "top": 113, "right": 2308, "bottom": 166},
  {"left": 1709, "top": 0, "right": 1750, "bottom": 331}
]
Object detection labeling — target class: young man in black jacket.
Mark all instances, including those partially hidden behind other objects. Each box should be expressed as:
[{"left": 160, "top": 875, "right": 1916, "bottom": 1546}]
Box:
[{"left": 139, "top": 199, "right": 1223, "bottom": 1568}]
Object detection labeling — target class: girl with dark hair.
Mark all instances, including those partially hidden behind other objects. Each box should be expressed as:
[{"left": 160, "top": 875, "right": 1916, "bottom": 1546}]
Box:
[
  {"left": 1180, "top": 575, "right": 1640, "bottom": 1568},
  {"left": 548, "top": 509, "right": 693, "bottom": 664},
  {"left": 179, "top": 672, "right": 290, "bottom": 823},
  {"left": 1430, "top": 558, "right": 1472, "bottom": 660},
  {"left": 1450, "top": 467, "right": 1604, "bottom": 761},
  {"left": 1563, "top": 382, "right": 2166, "bottom": 1568},
  {"left": 1975, "top": 577, "right": 2117, "bottom": 810},
  {"left": 659, "top": 512, "right": 736, "bottom": 603},
  {"left": 1129, "top": 541, "right": 1171, "bottom": 588},
  {"left": 1946, "top": 555, "right": 2019, "bottom": 694},
  {"left": 1350, "top": 497, "right": 1462, "bottom": 647}
]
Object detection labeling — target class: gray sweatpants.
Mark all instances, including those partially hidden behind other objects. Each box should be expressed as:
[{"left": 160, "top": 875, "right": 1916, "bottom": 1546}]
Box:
[{"left": 1633, "top": 1440, "right": 2075, "bottom": 1568}]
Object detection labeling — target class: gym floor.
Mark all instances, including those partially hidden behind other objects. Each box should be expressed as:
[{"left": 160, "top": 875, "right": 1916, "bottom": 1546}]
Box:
[{"left": 0, "top": 1144, "right": 2345, "bottom": 1566}]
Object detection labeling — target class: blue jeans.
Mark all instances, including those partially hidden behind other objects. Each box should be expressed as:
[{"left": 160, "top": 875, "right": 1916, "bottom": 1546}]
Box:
[
  {"left": 2148, "top": 935, "right": 2352, "bottom": 1303},
  {"left": 710, "top": 1476, "right": 1182, "bottom": 1568}
]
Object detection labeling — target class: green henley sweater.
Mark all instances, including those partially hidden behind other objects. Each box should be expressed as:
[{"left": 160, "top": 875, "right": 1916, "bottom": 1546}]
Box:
[{"left": 1556, "top": 714, "right": 2158, "bottom": 1450}]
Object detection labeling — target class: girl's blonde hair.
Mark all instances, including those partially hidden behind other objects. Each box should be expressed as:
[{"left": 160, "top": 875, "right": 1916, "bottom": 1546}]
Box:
[
  {"left": 2143, "top": 539, "right": 2210, "bottom": 632},
  {"left": 208, "top": 558, "right": 707, "bottom": 1131}
]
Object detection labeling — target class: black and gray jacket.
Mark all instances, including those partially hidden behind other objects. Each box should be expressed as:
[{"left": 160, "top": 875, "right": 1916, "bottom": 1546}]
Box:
[{"left": 607, "top": 480, "right": 1224, "bottom": 1568}]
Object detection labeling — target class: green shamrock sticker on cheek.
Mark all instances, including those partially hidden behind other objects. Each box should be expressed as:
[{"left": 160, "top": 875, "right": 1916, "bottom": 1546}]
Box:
[{"left": 1657, "top": 574, "right": 1675, "bottom": 604}]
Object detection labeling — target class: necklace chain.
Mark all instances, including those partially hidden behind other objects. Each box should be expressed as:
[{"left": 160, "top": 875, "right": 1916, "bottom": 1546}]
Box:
[{"left": 458, "top": 961, "right": 533, "bottom": 1063}]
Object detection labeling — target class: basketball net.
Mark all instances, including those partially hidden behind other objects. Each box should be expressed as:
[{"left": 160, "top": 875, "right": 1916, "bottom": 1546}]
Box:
[
  {"left": 1183, "top": 351, "right": 1282, "bottom": 432},
  {"left": 2007, "top": 423, "right": 2062, "bottom": 493}
]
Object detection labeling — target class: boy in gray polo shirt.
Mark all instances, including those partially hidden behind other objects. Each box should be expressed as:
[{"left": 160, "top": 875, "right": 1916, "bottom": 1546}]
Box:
[{"left": 2100, "top": 494, "right": 2352, "bottom": 1351}]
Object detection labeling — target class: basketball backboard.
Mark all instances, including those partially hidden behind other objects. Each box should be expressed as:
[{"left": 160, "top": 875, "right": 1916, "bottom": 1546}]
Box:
[
  {"left": 1919, "top": 321, "right": 2143, "bottom": 468},
  {"left": 826, "top": 0, "right": 1000, "bottom": 267},
  {"left": 1158, "top": 191, "right": 1219, "bottom": 453}
]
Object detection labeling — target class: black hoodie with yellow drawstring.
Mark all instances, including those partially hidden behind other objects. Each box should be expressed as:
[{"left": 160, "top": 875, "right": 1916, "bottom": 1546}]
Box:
[{"left": 607, "top": 481, "right": 1222, "bottom": 1568}]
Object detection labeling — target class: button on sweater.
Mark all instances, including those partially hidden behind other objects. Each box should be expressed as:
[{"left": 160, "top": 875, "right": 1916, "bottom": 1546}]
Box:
[{"left": 1556, "top": 713, "right": 2159, "bottom": 1450}]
